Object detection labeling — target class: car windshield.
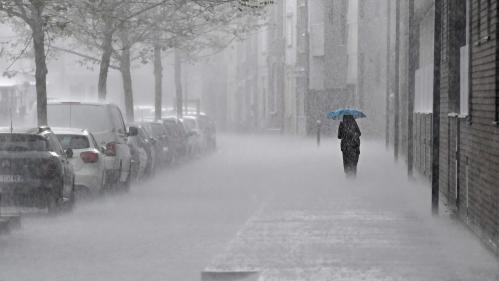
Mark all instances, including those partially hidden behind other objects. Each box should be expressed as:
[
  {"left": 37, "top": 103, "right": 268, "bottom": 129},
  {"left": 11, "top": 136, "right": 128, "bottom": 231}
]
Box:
[
  {"left": 48, "top": 104, "right": 112, "bottom": 133},
  {"left": 0, "top": 134, "right": 48, "bottom": 152},
  {"left": 56, "top": 134, "right": 90, "bottom": 150}
]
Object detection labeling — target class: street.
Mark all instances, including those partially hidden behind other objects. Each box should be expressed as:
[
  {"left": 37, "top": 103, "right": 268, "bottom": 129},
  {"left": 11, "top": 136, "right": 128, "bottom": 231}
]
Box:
[{"left": 0, "top": 135, "right": 498, "bottom": 281}]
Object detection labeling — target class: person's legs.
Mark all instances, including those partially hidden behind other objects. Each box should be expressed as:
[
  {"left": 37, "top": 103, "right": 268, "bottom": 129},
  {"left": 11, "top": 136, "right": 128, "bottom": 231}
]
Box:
[
  {"left": 343, "top": 151, "right": 355, "bottom": 176},
  {"left": 342, "top": 152, "right": 349, "bottom": 174},
  {"left": 352, "top": 153, "right": 360, "bottom": 176}
]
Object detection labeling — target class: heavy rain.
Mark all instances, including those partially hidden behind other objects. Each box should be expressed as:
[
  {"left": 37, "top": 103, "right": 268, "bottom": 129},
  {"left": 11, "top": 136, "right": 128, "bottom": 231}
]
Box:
[{"left": 0, "top": 1, "right": 498, "bottom": 281}]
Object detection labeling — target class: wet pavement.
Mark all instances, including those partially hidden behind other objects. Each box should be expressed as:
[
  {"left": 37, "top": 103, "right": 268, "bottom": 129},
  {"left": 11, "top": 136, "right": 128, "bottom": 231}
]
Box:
[{"left": 0, "top": 135, "right": 498, "bottom": 281}]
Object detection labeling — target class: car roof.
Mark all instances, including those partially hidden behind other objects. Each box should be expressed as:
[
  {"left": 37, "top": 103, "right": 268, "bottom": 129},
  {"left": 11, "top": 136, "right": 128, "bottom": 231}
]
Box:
[
  {"left": 50, "top": 127, "right": 89, "bottom": 135},
  {"left": 140, "top": 121, "right": 163, "bottom": 125},
  {"left": 182, "top": 116, "right": 198, "bottom": 121},
  {"left": 47, "top": 100, "right": 114, "bottom": 107},
  {"left": 0, "top": 127, "right": 47, "bottom": 135}
]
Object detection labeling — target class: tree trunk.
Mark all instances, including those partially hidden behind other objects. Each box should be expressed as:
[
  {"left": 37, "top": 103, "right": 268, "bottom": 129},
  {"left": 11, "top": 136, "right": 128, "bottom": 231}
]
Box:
[
  {"left": 407, "top": 0, "right": 418, "bottom": 176},
  {"left": 385, "top": 0, "right": 391, "bottom": 148},
  {"left": 119, "top": 30, "right": 134, "bottom": 122},
  {"left": 31, "top": 9, "right": 48, "bottom": 126},
  {"left": 432, "top": 0, "right": 442, "bottom": 213},
  {"left": 393, "top": 0, "right": 400, "bottom": 160},
  {"left": 174, "top": 48, "right": 183, "bottom": 118},
  {"left": 98, "top": 21, "right": 113, "bottom": 101},
  {"left": 154, "top": 45, "right": 163, "bottom": 121}
]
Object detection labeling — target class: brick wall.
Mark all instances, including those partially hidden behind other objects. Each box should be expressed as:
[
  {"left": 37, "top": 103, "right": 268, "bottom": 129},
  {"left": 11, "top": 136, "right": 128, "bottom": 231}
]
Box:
[
  {"left": 407, "top": 0, "right": 499, "bottom": 254},
  {"left": 440, "top": 0, "right": 499, "bottom": 253}
]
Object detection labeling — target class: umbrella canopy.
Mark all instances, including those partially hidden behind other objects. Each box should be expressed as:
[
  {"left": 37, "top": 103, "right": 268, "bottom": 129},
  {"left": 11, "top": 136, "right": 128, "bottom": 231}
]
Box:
[{"left": 327, "top": 108, "right": 367, "bottom": 120}]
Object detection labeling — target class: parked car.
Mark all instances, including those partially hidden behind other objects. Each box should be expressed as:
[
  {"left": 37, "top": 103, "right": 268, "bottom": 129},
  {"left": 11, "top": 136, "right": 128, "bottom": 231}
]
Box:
[
  {"left": 130, "top": 124, "right": 157, "bottom": 177},
  {"left": 182, "top": 116, "right": 205, "bottom": 156},
  {"left": 0, "top": 127, "right": 75, "bottom": 212},
  {"left": 53, "top": 128, "right": 108, "bottom": 196},
  {"left": 140, "top": 121, "right": 172, "bottom": 166},
  {"left": 47, "top": 101, "right": 137, "bottom": 190},
  {"left": 162, "top": 117, "right": 188, "bottom": 160}
]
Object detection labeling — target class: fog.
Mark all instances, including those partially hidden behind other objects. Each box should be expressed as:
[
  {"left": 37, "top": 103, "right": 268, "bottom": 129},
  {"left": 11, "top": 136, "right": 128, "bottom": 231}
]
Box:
[{"left": 0, "top": 136, "right": 497, "bottom": 281}]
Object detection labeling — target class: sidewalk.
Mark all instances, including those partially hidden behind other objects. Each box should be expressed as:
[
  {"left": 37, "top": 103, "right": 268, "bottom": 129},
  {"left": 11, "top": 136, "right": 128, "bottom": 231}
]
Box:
[{"left": 204, "top": 138, "right": 499, "bottom": 281}]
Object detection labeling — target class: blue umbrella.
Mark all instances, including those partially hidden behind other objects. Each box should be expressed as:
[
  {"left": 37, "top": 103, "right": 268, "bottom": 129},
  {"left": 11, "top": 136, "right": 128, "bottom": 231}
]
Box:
[{"left": 327, "top": 108, "right": 367, "bottom": 120}]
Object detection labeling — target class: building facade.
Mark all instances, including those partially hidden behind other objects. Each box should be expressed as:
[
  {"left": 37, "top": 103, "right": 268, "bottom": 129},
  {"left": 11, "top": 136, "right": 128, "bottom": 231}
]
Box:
[{"left": 393, "top": 0, "right": 499, "bottom": 254}]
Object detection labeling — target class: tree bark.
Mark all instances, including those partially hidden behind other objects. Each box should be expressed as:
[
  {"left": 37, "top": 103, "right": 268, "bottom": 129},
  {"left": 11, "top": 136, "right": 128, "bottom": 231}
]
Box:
[
  {"left": 31, "top": 7, "right": 48, "bottom": 126},
  {"left": 174, "top": 48, "right": 183, "bottom": 118},
  {"left": 98, "top": 19, "right": 114, "bottom": 101},
  {"left": 119, "top": 31, "right": 134, "bottom": 122},
  {"left": 154, "top": 45, "right": 163, "bottom": 121},
  {"left": 385, "top": 0, "right": 391, "bottom": 148},
  {"left": 407, "top": 0, "right": 418, "bottom": 177},
  {"left": 432, "top": 0, "right": 442, "bottom": 214},
  {"left": 393, "top": 0, "right": 400, "bottom": 160}
]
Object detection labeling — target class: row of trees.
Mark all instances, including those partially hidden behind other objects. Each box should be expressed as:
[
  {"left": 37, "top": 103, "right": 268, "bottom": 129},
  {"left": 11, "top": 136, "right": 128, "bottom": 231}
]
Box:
[{"left": 0, "top": 0, "right": 269, "bottom": 125}]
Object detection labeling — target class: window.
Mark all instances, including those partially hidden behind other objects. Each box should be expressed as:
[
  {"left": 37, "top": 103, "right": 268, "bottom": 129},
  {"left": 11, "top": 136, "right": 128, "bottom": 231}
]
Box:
[
  {"left": 459, "top": 46, "right": 469, "bottom": 116},
  {"left": 47, "top": 133, "right": 64, "bottom": 155},
  {"left": 415, "top": 64, "right": 434, "bottom": 113},
  {"left": 310, "top": 23, "right": 324, "bottom": 56},
  {"left": 286, "top": 15, "right": 293, "bottom": 47},
  {"left": 110, "top": 106, "right": 126, "bottom": 134},
  {"left": 89, "top": 133, "right": 100, "bottom": 149},
  {"left": 0, "top": 134, "right": 48, "bottom": 152},
  {"left": 460, "top": 0, "right": 470, "bottom": 116},
  {"left": 477, "top": 0, "right": 492, "bottom": 44},
  {"left": 340, "top": 8, "right": 347, "bottom": 45},
  {"left": 328, "top": 3, "right": 334, "bottom": 24},
  {"left": 57, "top": 135, "right": 90, "bottom": 150},
  {"left": 359, "top": 0, "right": 365, "bottom": 18},
  {"left": 48, "top": 104, "right": 112, "bottom": 133},
  {"left": 375, "top": 53, "right": 381, "bottom": 84}
]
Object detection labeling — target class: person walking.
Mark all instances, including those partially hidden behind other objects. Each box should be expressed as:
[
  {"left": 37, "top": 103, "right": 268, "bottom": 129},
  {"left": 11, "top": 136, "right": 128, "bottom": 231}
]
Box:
[{"left": 337, "top": 115, "right": 361, "bottom": 176}]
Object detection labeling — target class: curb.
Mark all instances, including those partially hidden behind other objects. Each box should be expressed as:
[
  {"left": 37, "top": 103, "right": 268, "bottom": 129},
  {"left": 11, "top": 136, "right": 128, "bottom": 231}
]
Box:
[{"left": 201, "top": 270, "right": 260, "bottom": 281}]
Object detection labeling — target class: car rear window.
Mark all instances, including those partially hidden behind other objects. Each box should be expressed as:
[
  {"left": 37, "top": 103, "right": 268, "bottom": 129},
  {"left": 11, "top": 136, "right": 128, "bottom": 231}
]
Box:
[
  {"left": 48, "top": 104, "right": 113, "bottom": 133},
  {"left": 57, "top": 134, "right": 90, "bottom": 150},
  {"left": 0, "top": 134, "right": 48, "bottom": 152}
]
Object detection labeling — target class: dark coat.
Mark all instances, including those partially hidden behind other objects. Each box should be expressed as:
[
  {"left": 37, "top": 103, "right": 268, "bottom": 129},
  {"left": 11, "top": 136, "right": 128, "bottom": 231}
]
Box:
[{"left": 337, "top": 117, "right": 361, "bottom": 154}]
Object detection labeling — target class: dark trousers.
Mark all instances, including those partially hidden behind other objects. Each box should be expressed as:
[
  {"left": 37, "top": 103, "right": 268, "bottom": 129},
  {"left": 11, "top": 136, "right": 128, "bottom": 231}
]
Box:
[{"left": 342, "top": 148, "right": 360, "bottom": 176}]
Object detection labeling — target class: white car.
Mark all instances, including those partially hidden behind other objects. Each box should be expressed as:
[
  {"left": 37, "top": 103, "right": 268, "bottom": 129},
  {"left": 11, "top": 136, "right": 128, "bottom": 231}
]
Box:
[
  {"left": 53, "top": 128, "right": 108, "bottom": 195},
  {"left": 48, "top": 101, "right": 137, "bottom": 190}
]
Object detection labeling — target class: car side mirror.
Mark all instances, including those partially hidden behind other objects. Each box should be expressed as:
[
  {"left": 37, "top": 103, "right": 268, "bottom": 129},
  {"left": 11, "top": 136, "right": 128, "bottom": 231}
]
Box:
[
  {"left": 128, "top": 126, "right": 139, "bottom": 137},
  {"left": 65, "top": 148, "right": 73, "bottom": 159},
  {"left": 100, "top": 145, "right": 107, "bottom": 154}
]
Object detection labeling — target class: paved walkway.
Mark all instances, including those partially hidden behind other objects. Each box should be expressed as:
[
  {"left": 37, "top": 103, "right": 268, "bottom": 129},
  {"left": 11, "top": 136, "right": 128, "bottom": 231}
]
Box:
[{"left": 205, "top": 135, "right": 499, "bottom": 281}]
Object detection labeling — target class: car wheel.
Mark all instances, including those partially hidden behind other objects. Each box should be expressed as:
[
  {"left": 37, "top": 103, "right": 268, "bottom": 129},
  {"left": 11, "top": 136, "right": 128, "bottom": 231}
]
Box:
[
  {"left": 46, "top": 195, "right": 60, "bottom": 214},
  {"left": 47, "top": 178, "right": 64, "bottom": 214},
  {"left": 63, "top": 179, "right": 76, "bottom": 212}
]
